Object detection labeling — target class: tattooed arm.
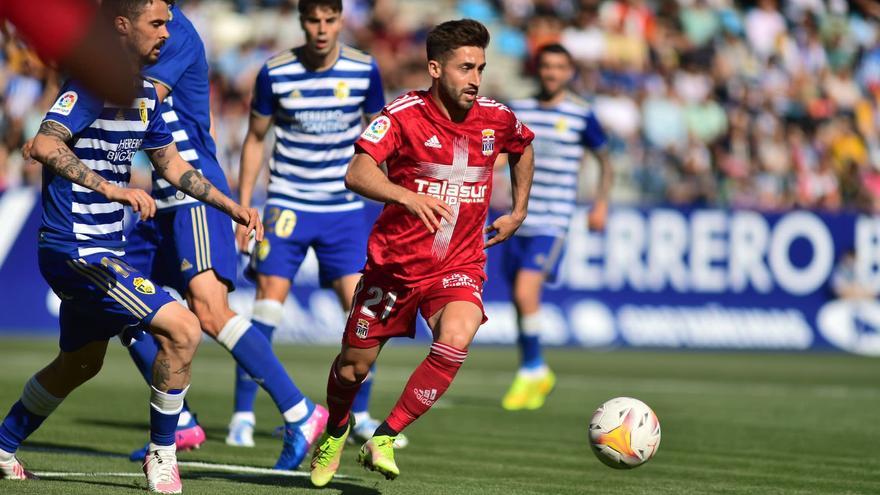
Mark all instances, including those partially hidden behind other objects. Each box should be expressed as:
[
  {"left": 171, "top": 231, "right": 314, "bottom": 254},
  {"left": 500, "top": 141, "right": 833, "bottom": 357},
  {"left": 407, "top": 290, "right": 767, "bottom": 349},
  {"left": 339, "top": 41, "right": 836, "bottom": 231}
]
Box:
[
  {"left": 30, "top": 120, "right": 156, "bottom": 219},
  {"left": 146, "top": 143, "right": 264, "bottom": 241}
]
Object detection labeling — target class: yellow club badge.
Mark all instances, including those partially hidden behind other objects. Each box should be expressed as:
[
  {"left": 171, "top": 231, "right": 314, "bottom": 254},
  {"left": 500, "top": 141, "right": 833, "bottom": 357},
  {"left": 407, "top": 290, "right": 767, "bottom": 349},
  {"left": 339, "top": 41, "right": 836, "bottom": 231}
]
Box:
[
  {"left": 334, "top": 81, "right": 350, "bottom": 100},
  {"left": 555, "top": 118, "right": 568, "bottom": 133},
  {"left": 133, "top": 277, "right": 156, "bottom": 295},
  {"left": 139, "top": 100, "right": 148, "bottom": 124}
]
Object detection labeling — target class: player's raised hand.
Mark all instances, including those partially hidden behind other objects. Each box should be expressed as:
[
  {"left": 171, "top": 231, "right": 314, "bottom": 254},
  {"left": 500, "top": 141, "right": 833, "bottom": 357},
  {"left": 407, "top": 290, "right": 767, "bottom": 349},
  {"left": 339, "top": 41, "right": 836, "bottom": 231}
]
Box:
[
  {"left": 587, "top": 200, "right": 608, "bottom": 231},
  {"left": 103, "top": 184, "right": 156, "bottom": 220},
  {"left": 484, "top": 213, "right": 525, "bottom": 248},
  {"left": 400, "top": 192, "right": 454, "bottom": 234},
  {"left": 232, "top": 206, "right": 264, "bottom": 243}
]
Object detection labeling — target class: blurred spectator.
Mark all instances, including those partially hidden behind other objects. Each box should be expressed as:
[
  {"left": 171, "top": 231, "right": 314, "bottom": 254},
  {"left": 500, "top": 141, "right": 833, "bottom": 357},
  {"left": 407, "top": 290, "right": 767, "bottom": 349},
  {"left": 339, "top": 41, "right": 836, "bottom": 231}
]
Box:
[{"left": 3, "top": 0, "right": 880, "bottom": 215}]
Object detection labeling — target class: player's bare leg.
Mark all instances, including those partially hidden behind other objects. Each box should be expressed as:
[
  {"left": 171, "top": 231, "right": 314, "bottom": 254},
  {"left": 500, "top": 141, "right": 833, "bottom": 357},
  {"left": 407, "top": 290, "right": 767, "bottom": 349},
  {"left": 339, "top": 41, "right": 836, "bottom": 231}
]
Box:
[
  {"left": 0, "top": 340, "right": 109, "bottom": 480},
  {"left": 189, "top": 270, "right": 327, "bottom": 469},
  {"left": 226, "top": 273, "right": 293, "bottom": 447},
  {"left": 503, "top": 270, "right": 556, "bottom": 410},
  {"left": 140, "top": 302, "right": 203, "bottom": 494},
  {"left": 310, "top": 343, "right": 381, "bottom": 487}
]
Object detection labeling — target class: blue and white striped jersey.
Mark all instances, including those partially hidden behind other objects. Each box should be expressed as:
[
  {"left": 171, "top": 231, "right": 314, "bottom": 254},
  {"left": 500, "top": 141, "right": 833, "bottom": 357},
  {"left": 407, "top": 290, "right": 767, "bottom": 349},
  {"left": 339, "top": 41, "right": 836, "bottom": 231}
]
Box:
[
  {"left": 39, "top": 79, "right": 173, "bottom": 257},
  {"left": 251, "top": 45, "right": 385, "bottom": 212},
  {"left": 509, "top": 94, "right": 607, "bottom": 237},
  {"left": 144, "top": 5, "right": 230, "bottom": 210}
]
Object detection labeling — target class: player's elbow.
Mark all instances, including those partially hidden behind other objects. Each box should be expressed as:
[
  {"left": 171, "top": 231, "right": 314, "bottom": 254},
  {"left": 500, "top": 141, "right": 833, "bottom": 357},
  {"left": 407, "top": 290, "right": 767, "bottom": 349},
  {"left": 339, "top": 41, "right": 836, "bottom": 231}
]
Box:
[
  {"left": 344, "top": 166, "right": 362, "bottom": 193},
  {"left": 29, "top": 134, "right": 57, "bottom": 163}
]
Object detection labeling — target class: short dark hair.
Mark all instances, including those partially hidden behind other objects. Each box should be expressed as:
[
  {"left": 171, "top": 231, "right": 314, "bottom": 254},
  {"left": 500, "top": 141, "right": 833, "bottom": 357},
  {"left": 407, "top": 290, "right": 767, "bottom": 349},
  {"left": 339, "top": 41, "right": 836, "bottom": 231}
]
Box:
[
  {"left": 535, "top": 43, "right": 573, "bottom": 67},
  {"left": 101, "top": 0, "right": 173, "bottom": 20},
  {"left": 426, "top": 19, "right": 490, "bottom": 62},
  {"left": 298, "top": 0, "right": 342, "bottom": 17}
]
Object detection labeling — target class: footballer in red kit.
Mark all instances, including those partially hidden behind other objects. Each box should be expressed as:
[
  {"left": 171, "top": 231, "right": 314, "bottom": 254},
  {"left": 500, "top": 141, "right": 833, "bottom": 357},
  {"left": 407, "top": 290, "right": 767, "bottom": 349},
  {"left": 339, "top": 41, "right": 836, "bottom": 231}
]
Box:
[{"left": 310, "top": 19, "right": 535, "bottom": 486}]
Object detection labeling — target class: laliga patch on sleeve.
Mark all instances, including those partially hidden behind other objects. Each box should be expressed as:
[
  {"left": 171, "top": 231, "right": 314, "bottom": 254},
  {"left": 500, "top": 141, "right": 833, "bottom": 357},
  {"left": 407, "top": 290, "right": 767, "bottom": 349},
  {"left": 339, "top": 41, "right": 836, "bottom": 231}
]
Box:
[
  {"left": 360, "top": 115, "right": 391, "bottom": 143},
  {"left": 50, "top": 91, "right": 79, "bottom": 116}
]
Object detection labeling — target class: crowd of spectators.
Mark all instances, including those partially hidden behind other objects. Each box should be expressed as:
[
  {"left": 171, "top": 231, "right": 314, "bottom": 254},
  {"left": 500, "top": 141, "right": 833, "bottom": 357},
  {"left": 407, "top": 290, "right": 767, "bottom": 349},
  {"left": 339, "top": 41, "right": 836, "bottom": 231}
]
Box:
[{"left": 3, "top": 0, "right": 880, "bottom": 213}]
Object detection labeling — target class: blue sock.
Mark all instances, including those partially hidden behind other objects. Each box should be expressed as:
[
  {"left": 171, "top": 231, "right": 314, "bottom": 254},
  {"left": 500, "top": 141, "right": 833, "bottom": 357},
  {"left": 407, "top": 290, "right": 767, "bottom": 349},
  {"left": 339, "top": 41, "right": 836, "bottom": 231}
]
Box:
[
  {"left": 0, "top": 377, "right": 63, "bottom": 453},
  {"left": 0, "top": 402, "right": 47, "bottom": 453},
  {"left": 217, "top": 316, "right": 305, "bottom": 417},
  {"left": 351, "top": 364, "right": 375, "bottom": 416},
  {"left": 233, "top": 319, "right": 275, "bottom": 413},
  {"left": 128, "top": 335, "right": 194, "bottom": 420},
  {"left": 150, "top": 386, "right": 186, "bottom": 447},
  {"left": 519, "top": 313, "right": 544, "bottom": 370}
]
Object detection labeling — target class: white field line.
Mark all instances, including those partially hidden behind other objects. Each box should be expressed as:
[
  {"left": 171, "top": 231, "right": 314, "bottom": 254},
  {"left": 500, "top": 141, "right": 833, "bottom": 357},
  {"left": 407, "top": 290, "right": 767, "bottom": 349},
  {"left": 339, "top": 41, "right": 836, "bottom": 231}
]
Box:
[{"left": 33, "top": 460, "right": 349, "bottom": 479}]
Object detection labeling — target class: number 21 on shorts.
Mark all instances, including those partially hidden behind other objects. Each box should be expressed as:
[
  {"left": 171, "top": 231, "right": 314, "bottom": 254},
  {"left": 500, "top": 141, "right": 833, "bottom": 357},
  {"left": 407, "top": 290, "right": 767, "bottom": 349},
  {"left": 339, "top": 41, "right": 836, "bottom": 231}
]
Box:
[{"left": 359, "top": 286, "right": 397, "bottom": 320}]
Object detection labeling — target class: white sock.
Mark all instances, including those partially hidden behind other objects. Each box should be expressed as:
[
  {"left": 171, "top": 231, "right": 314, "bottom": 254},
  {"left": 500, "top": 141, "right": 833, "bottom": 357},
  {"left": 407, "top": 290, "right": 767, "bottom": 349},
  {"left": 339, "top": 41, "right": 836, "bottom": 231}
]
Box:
[
  {"left": 148, "top": 442, "right": 175, "bottom": 453},
  {"left": 252, "top": 299, "right": 283, "bottom": 328},
  {"left": 518, "top": 365, "right": 549, "bottom": 379},
  {"left": 231, "top": 411, "right": 256, "bottom": 425},
  {"left": 282, "top": 399, "right": 310, "bottom": 424},
  {"left": 177, "top": 410, "right": 193, "bottom": 428},
  {"left": 0, "top": 448, "right": 14, "bottom": 462},
  {"left": 150, "top": 386, "right": 188, "bottom": 415},
  {"left": 353, "top": 411, "right": 371, "bottom": 426}
]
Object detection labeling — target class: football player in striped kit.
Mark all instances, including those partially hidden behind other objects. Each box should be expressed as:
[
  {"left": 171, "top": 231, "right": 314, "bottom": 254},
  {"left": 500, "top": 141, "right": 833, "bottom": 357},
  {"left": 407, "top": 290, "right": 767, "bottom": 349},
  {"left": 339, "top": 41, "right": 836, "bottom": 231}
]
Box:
[
  {"left": 119, "top": 1, "right": 330, "bottom": 471},
  {"left": 498, "top": 43, "right": 613, "bottom": 411},
  {"left": 234, "top": 0, "right": 407, "bottom": 449}
]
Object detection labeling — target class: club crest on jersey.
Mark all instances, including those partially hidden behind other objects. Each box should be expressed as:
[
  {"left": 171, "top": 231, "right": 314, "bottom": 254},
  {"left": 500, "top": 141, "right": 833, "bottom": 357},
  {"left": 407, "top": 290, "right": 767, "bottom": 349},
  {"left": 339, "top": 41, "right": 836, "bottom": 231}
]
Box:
[
  {"left": 133, "top": 277, "right": 156, "bottom": 295},
  {"left": 481, "top": 129, "right": 495, "bottom": 156},
  {"left": 51, "top": 91, "right": 78, "bottom": 116},
  {"left": 334, "top": 81, "right": 350, "bottom": 100},
  {"left": 356, "top": 318, "right": 370, "bottom": 339},
  {"left": 139, "top": 100, "right": 148, "bottom": 124},
  {"left": 361, "top": 116, "right": 390, "bottom": 143},
  {"left": 555, "top": 118, "right": 568, "bottom": 133}
]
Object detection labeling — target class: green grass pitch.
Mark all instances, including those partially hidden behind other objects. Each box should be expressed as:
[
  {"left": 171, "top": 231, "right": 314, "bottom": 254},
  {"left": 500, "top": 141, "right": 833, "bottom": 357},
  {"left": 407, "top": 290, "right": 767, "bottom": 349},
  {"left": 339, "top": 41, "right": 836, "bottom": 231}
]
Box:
[{"left": 0, "top": 338, "right": 878, "bottom": 494}]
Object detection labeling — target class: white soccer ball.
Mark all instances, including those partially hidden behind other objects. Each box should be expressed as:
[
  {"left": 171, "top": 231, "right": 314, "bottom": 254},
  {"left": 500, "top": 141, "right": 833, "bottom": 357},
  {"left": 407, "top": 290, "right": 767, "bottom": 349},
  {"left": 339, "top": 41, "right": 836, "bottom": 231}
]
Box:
[{"left": 588, "top": 397, "right": 661, "bottom": 469}]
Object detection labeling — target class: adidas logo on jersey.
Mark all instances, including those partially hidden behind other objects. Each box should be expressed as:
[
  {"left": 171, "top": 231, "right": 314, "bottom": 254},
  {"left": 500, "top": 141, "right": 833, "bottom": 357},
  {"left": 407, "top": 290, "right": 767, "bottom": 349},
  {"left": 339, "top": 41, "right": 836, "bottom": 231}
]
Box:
[
  {"left": 414, "top": 388, "right": 438, "bottom": 406},
  {"left": 424, "top": 135, "right": 442, "bottom": 149},
  {"left": 180, "top": 259, "right": 193, "bottom": 272}
]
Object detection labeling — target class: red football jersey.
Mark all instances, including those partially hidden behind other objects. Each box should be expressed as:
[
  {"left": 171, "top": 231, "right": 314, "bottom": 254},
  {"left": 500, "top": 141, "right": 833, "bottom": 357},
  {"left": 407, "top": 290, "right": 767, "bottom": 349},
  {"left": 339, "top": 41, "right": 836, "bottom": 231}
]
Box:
[{"left": 356, "top": 90, "right": 535, "bottom": 288}]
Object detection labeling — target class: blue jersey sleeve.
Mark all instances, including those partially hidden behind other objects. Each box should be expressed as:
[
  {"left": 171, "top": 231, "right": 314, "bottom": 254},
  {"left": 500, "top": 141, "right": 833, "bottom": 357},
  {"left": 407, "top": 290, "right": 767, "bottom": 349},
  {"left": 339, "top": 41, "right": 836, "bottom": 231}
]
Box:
[
  {"left": 143, "top": 8, "right": 195, "bottom": 92},
  {"left": 582, "top": 112, "right": 608, "bottom": 150},
  {"left": 142, "top": 86, "right": 174, "bottom": 150},
  {"left": 363, "top": 61, "right": 385, "bottom": 116},
  {"left": 43, "top": 80, "right": 103, "bottom": 137},
  {"left": 251, "top": 64, "right": 274, "bottom": 117}
]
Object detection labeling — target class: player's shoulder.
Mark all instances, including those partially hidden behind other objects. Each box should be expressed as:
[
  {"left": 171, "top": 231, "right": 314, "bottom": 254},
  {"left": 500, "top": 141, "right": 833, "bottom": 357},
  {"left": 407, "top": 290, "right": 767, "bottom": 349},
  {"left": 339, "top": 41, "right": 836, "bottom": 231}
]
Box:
[
  {"left": 558, "top": 93, "right": 594, "bottom": 116},
  {"left": 384, "top": 90, "right": 428, "bottom": 117},
  {"left": 475, "top": 96, "right": 515, "bottom": 123},
  {"left": 265, "top": 49, "right": 299, "bottom": 70},
  {"left": 508, "top": 97, "right": 538, "bottom": 111},
  {"left": 339, "top": 44, "right": 374, "bottom": 66},
  {"left": 167, "top": 6, "right": 198, "bottom": 38}
]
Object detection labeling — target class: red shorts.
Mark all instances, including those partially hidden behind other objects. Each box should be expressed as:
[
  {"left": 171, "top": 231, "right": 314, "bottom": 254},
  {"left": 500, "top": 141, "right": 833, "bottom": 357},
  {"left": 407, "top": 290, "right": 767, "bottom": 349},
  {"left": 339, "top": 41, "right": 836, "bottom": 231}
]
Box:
[{"left": 343, "top": 271, "right": 487, "bottom": 348}]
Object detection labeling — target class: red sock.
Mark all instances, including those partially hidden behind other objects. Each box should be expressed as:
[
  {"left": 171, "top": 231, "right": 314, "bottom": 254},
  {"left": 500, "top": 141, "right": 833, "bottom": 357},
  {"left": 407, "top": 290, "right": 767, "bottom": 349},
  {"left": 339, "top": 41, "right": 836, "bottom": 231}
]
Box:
[
  {"left": 325, "top": 356, "right": 362, "bottom": 433},
  {"left": 385, "top": 342, "right": 467, "bottom": 433}
]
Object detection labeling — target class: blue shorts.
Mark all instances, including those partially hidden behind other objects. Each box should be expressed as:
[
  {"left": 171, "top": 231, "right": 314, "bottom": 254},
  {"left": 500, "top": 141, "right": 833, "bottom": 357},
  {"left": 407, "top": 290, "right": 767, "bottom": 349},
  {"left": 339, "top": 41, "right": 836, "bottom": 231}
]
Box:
[
  {"left": 126, "top": 203, "right": 238, "bottom": 295},
  {"left": 248, "top": 206, "right": 368, "bottom": 288},
  {"left": 499, "top": 234, "right": 566, "bottom": 284},
  {"left": 38, "top": 250, "right": 177, "bottom": 352}
]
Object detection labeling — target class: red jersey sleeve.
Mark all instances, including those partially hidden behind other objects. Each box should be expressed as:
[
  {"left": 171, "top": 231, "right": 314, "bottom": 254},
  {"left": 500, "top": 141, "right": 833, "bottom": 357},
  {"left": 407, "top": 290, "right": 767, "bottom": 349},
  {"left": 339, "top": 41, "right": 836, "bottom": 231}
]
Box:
[
  {"left": 5, "top": 0, "right": 94, "bottom": 61},
  {"left": 501, "top": 109, "right": 534, "bottom": 154},
  {"left": 355, "top": 111, "right": 401, "bottom": 165}
]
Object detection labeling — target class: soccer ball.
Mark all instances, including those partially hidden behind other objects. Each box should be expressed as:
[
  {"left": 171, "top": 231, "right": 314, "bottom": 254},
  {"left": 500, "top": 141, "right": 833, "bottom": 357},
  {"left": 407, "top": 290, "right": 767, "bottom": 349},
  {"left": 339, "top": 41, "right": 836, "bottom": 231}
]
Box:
[{"left": 588, "top": 397, "right": 661, "bottom": 469}]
